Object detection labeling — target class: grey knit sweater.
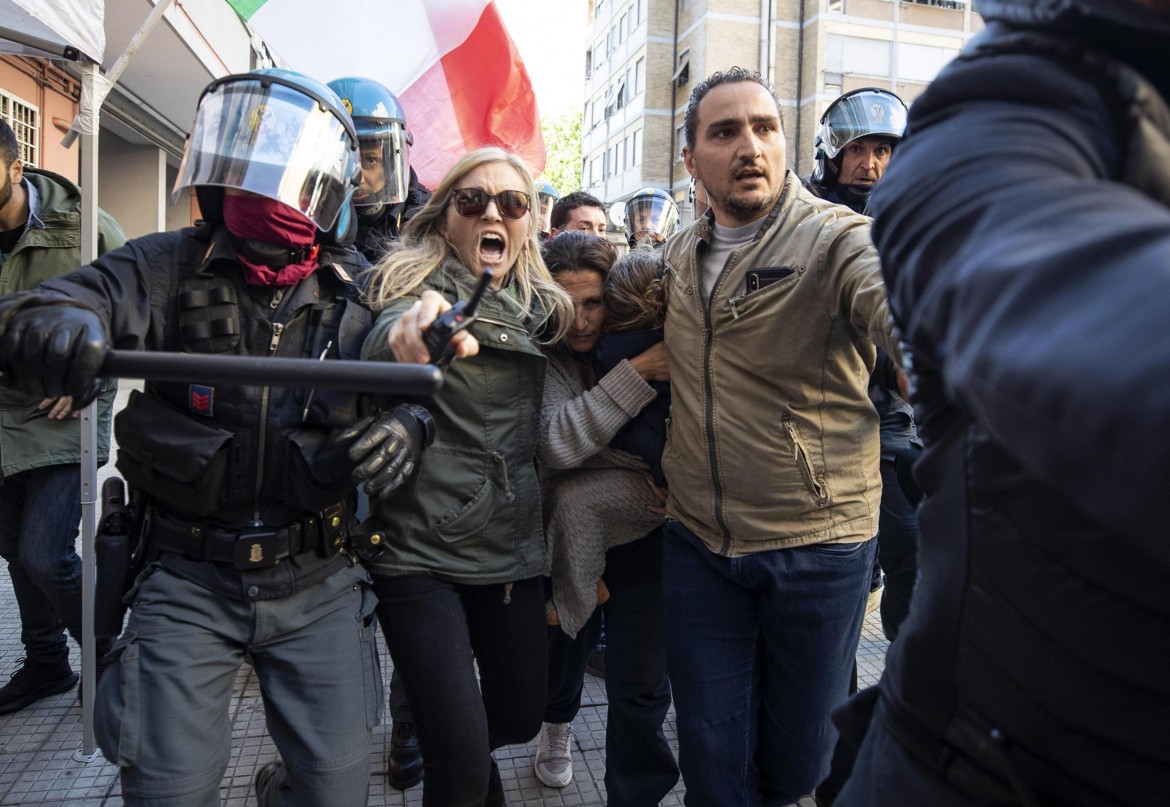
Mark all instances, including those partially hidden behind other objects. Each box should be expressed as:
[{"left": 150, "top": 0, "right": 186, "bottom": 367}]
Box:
[{"left": 538, "top": 345, "right": 664, "bottom": 636}]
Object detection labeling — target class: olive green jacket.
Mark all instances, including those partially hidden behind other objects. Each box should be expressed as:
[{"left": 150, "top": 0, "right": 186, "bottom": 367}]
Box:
[
  {"left": 0, "top": 169, "right": 125, "bottom": 477},
  {"left": 361, "top": 259, "right": 549, "bottom": 584},
  {"left": 661, "top": 171, "right": 902, "bottom": 556}
]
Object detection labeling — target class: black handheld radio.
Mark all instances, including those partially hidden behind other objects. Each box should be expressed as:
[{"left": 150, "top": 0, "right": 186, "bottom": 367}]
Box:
[{"left": 422, "top": 267, "right": 494, "bottom": 368}]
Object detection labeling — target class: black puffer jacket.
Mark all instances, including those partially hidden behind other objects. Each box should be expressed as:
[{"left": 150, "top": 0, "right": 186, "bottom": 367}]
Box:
[{"left": 867, "top": 1, "right": 1170, "bottom": 803}]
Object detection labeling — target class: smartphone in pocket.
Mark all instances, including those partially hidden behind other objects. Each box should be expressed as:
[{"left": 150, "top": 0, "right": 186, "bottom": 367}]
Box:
[{"left": 745, "top": 266, "right": 795, "bottom": 292}]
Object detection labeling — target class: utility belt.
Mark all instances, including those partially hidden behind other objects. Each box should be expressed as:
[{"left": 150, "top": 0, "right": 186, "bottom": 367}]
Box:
[{"left": 150, "top": 502, "right": 350, "bottom": 571}]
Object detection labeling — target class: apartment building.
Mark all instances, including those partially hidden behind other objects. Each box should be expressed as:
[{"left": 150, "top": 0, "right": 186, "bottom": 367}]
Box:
[{"left": 582, "top": 0, "right": 983, "bottom": 223}]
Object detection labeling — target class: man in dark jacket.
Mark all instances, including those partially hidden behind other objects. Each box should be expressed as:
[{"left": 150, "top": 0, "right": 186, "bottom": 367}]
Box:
[
  {"left": 0, "top": 69, "right": 431, "bottom": 806},
  {"left": 0, "top": 121, "right": 126, "bottom": 714},
  {"left": 837, "top": 1, "right": 1170, "bottom": 804}
]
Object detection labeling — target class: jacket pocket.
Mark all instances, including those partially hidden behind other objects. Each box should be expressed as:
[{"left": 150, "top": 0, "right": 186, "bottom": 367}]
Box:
[
  {"left": 782, "top": 415, "right": 831, "bottom": 507},
  {"left": 114, "top": 390, "right": 233, "bottom": 517},
  {"left": 284, "top": 427, "right": 356, "bottom": 512},
  {"left": 421, "top": 448, "right": 501, "bottom": 543}
]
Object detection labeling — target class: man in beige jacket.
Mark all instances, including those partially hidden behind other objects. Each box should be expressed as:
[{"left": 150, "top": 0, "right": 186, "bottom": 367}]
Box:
[{"left": 660, "top": 66, "right": 904, "bottom": 806}]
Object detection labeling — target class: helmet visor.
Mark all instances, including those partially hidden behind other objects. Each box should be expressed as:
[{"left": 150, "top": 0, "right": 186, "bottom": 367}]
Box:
[
  {"left": 172, "top": 78, "right": 360, "bottom": 230},
  {"left": 354, "top": 120, "right": 410, "bottom": 207},
  {"left": 821, "top": 91, "right": 907, "bottom": 159},
  {"left": 625, "top": 196, "right": 679, "bottom": 243}
]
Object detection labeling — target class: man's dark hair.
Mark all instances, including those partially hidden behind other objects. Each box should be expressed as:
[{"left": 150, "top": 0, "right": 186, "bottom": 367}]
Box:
[
  {"left": 541, "top": 229, "right": 616, "bottom": 277},
  {"left": 683, "top": 67, "right": 783, "bottom": 152},
  {"left": 0, "top": 121, "right": 18, "bottom": 166},
  {"left": 550, "top": 191, "right": 605, "bottom": 231}
]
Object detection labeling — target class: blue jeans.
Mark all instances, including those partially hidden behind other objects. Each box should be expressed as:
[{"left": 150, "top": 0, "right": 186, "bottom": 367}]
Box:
[
  {"left": 96, "top": 563, "right": 379, "bottom": 806},
  {"left": 662, "top": 521, "right": 875, "bottom": 806},
  {"left": 0, "top": 463, "right": 84, "bottom": 664},
  {"left": 546, "top": 532, "right": 679, "bottom": 806}
]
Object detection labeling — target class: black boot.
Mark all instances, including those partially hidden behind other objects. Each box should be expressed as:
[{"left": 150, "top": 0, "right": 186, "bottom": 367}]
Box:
[
  {"left": 386, "top": 721, "right": 424, "bottom": 789},
  {"left": 254, "top": 760, "right": 283, "bottom": 807},
  {"left": 0, "top": 656, "right": 78, "bottom": 714}
]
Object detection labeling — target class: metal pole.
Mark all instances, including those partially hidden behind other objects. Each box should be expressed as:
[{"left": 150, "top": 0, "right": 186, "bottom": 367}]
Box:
[
  {"left": 61, "top": 0, "right": 177, "bottom": 148},
  {"left": 76, "top": 57, "right": 100, "bottom": 762}
]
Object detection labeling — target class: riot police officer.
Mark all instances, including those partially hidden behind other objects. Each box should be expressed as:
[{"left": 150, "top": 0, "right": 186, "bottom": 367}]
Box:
[
  {"left": 0, "top": 69, "right": 432, "bottom": 806},
  {"left": 537, "top": 181, "right": 560, "bottom": 239},
  {"left": 807, "top": 87, "right": 908, "bottom": 214},
  {"left": 327, "top": 76, "right": 433, "bottom": 263},
  {"left": 622, "top": 187, "right": 680, "bottom": 248}
]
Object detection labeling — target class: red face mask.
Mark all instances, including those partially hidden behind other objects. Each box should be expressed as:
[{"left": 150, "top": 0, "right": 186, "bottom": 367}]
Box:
[{"left": 222, "top": 194, "right": 320, "bottom": 286}]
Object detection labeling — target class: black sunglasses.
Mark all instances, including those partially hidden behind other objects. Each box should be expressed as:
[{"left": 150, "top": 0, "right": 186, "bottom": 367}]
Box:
[{"left": 450, "top": 188, "right": 531, "bottom": 220}]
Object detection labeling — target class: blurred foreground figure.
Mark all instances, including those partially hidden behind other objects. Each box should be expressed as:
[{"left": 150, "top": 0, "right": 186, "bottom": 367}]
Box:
[{"left": 838, "top": 1, "right": 1170, "bottom": 805}]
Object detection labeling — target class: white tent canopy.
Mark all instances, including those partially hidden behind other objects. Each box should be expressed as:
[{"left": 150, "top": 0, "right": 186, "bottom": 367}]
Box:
[{"left": 0, "top": 0, "right": 104, "bottom": 61}]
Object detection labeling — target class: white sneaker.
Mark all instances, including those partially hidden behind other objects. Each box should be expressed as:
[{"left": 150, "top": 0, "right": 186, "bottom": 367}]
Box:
[{"left": 533, "top": 721, "right": 573, "bottom": 787}]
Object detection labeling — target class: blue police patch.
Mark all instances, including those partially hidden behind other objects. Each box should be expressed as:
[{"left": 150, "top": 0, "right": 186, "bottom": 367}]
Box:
[{"left": 189, "top": 385, "right": 214, "bottom": 416}]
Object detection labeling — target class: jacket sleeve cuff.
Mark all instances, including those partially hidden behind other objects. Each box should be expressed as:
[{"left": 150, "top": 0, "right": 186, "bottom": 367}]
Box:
[{"left": 597, "top": 359, "right": 657, "bottom": 416}]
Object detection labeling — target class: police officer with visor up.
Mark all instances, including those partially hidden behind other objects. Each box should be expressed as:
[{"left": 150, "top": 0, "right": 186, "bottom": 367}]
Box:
[
  {"left": 807, "top": 88, "right": 908, "bottom": 214},
  {"left": 0, "top": 69, "right": 433, "bottom": 807},
  {"left": 328, "top": 76, "right": 433, "bottom": 263}
]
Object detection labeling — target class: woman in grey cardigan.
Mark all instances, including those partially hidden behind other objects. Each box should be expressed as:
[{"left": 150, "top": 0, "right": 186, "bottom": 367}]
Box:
[{"left": 532, "top": 231, "right": 679, "bottom": 805}]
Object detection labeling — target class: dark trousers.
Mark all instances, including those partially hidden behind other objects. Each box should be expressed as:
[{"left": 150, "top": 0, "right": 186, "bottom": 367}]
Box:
[
  {"left": 0, "top": 463, "right": 84, "bottom": 665},
  {"left": 545, "top": 533, "right": 679, "bottom": 805},
  {"left": 372, "top": 573, "right": 547, "bottom": 807},
  {"left": 876, "top": 460, "right": 920, "bottom": 642}
]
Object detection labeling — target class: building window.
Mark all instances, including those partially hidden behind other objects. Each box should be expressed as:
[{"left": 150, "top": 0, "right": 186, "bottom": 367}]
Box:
[
  {"left": 632, "top": 129, "right": 642, "bottom": 166},
  {"left": 627, "top": 5, "right": 635, "bottom": 37},
  {"left": 635, "top": 57, "right": 646, "bottom": 95},
  {"left": 676, "top": 123, "right": 686, "bottom": 159},
  {"left": 618, "top": 14, "right": 626, "bottom": 43},
  {"left": 673, "top": 49, "right": 690, "bottom": 88},
  {"left": 0, "top": 90, "right": 38, "bottom": 167},
  {"left": 637, "top": 0, "right": 646, "bottom": 24},
  {"left": 826, "top": 34, "right": 891, "bottom": 78},
  {"left": 585, "top": 49, "right": 593, "bottom": 81},
  {"left": 910, "top": 0, "right": 965, "bottom": 7}
]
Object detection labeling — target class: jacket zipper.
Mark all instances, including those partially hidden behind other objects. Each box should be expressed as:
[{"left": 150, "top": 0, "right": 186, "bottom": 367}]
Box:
[
  {"left": 782, "top": 415, "right": 829, "bottom": 506},
  {"left": 701, "top": 244, "right": 751, "bottom": 556},
  {"left": 251, "top": 294, "right": 285, "bottom": 525}
]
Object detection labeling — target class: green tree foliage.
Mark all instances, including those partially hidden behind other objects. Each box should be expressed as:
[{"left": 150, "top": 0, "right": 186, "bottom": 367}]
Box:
[{"left": 538, "top": 109, "right": 583, "bottom": 195}]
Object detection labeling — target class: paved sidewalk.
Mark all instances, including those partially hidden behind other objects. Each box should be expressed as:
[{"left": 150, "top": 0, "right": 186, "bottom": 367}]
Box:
[{"left": 0, "top": 578, "right": 888, "bottom": 806}]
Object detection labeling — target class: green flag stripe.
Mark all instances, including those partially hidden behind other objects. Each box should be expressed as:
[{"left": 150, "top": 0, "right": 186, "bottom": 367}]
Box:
[{"left": 225, "top": 0, "right": 267, "bottom": 21}]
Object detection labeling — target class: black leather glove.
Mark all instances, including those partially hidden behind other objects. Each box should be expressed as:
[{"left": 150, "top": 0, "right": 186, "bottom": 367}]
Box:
[
  {"left": 343, "top": 404, "right": 435, "bottom": 501},
  {"left": 0, "top": 300, "right": 108, "bottom": 405}
]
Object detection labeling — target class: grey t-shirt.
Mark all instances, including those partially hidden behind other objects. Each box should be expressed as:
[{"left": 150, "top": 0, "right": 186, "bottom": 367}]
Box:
[{"left": 700, "top": 218, "right": 766, "bottom": 303}]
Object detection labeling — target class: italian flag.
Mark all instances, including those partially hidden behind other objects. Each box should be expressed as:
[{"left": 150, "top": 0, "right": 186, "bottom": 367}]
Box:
[{"left": 225, "top": 0, "right": 545, "bottom": 189}]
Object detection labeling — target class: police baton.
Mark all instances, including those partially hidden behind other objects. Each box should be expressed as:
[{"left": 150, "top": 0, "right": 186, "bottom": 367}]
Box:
[{"left": 100, "top": 349, "right": 443, "bottom": 395}]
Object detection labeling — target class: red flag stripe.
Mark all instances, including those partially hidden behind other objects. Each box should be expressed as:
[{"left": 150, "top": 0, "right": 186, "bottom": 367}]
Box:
[{"left": 401, "top": 2, "right": 545, "bottom": 188}]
